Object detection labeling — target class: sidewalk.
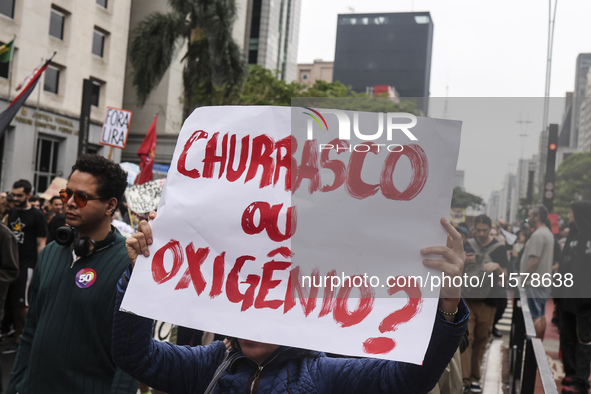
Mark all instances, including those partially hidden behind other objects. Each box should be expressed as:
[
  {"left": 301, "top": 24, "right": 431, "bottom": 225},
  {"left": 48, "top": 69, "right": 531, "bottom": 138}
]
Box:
[
  {"left": 483, "top": 297, "right": 564, "bottom": 394},
  {"left": 532, "top": 297, "right": 563, "bottom": 393}
]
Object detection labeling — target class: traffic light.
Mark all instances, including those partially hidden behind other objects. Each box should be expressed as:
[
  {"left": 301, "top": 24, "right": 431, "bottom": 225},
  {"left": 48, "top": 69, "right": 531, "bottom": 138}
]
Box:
[{"left": 543, "top": 124, "right": 558, "bottom": 212}]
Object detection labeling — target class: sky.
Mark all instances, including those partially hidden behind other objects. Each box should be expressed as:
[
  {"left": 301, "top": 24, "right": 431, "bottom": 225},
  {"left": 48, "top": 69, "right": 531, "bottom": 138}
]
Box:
[{"left": 296, "top": 0, "right": 591, "bottom": 201}]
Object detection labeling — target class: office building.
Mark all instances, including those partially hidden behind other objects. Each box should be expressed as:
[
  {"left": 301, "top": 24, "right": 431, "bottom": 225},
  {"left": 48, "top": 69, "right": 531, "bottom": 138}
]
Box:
[
  {"left": 297, "top": 59, "right": 333, "bottom": 85},
  {"left": 0, "top": 0, "right": 131, "bottom": 192},
  {"left": 122, "top": 0, "right": 301, "bottom": 166},
  {"left": 332, "top": 12, "right": 433, "bottom": 114}
]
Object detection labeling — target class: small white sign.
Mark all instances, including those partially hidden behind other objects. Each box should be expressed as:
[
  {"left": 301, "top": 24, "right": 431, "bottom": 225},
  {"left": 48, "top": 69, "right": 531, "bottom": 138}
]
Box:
[
  {"left": 125, "top": 178, "right": 166, "bottom": 214},
  {"left": 100, "top": 107, "right": 132, "bottom": 149}
]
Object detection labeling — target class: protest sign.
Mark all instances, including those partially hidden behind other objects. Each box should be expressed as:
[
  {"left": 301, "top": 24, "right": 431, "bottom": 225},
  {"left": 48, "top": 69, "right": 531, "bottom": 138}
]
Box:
[
  {"left": 100, "top": 107, "right": 132, "bottom": 149},
  {"left": 121, "top": 105, "right": 462, "bottom": 364},
  {"left": 124, "top": 178, "right": 166, "bottom": 214},
  {"left": 39, "top": 177, "right": 67, "bottom": 200}
]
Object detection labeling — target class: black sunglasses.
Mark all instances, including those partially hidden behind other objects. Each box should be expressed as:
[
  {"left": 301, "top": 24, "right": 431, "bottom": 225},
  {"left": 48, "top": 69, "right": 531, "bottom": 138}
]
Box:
[{"left": 59, "top": 189, "right": 102, "bottom": 208}]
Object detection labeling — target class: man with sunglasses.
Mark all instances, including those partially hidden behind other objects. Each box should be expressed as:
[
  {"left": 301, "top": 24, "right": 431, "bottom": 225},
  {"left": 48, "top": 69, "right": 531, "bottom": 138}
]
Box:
[
  {"left": 6, "top": 154, "right": 137, "bottom": 394},
  {"left": 4, "top": 179, "right": 47, "bottom": 354}
]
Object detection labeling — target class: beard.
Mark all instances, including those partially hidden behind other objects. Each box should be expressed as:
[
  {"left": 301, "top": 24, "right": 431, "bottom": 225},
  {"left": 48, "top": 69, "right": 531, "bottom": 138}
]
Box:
[{"left": 14, "top": 198, "right": 27, "bottom": 208}]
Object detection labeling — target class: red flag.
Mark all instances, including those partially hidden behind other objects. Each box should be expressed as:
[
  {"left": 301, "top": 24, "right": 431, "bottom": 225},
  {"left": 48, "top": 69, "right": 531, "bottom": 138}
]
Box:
[{"left": 136, "top": 114, "right": 158, "bottom": 185}]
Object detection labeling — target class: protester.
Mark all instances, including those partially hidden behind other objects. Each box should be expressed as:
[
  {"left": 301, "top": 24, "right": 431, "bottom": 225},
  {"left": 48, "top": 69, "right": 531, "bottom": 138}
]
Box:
[
  {"left": 461, "top": 214, "right": 508, "bottom": 393},
  {"left": 0, "top": 192, "right": 9, "bottom": 218},
  {"left": 558, "top": 225, "right": 570, "bottom": 252},
  {"left": 28, "top": 195, "right": 41, "bottom": 210},
  {"left": 520, "top": 205, "right": 554, "bottom": 339},
  {"left": 558, "top": 201, "right": 591, "bottom": 394},
  {"left": 0, "top": 221, "right": 19, "bottom": 315},
  {"left": 0, "top": 221, "right": 19, "bottom": 388},
  {"left": 46, "top": 195, "right": 66, "bottom": 243},
  {"left": 112, "top": 216, "right": 468, "bottom": 393},
  {"left": 510, "top": 227, "right": 528, "bottom": 274},
  {"left": 489, "top": 224, "right": 509, "bottom": 338},
  {"left": 6, "top": 154, "right": 137, "bottom": 394},
  {"left": 3, "top": 180, "right": 47, "bottom": 354},
  {"left": 2, "top": 192, "right": 15, "bottom": 226}
]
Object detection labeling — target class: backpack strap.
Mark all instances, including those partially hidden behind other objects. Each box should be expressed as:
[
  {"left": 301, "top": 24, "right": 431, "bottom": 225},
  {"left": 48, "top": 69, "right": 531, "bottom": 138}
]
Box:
[
  {"left": 468, "top": 238, "right": 504, "bottom": 262},
  {"left": 204, "top": 350, "right": 238, "bottom": 394}
]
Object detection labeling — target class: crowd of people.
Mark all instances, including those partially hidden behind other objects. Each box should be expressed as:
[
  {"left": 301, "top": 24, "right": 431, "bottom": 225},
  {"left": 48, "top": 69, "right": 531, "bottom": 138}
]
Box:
[
  {"left": 452, "top": 202, "right": 591, "bottom": 394},
  {"left": 0, "top": 154, "right": 470, "bottom": 394},
  {"left": 0, "top": 153, "right": 588, "bottom": 393}
]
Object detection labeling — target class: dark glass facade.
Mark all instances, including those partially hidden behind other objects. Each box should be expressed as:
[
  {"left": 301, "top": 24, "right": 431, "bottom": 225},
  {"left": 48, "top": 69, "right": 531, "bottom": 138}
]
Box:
[{"left": 333, "top": 12, "right": 433, "bottom": 114}]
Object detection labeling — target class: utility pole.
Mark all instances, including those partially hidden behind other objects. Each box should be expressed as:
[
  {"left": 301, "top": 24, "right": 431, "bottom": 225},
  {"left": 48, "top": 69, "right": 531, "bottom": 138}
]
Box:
[{"left": 77, "top": 79, "right": 93, "bottom": 158}]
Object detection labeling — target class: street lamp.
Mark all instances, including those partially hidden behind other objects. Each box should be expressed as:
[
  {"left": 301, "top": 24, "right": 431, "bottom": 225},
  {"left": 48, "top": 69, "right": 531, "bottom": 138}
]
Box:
[{"left": 542, "top": 0, "right": 558, "bottom": 134}]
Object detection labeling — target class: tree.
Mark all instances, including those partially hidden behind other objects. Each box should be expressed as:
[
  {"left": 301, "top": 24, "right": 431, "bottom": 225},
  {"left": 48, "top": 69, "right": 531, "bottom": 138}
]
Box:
[
  {"left": 553, "top": 152, "right": 591, "bottom": 216},
  {"left": 213, "top": 65, "right": 419, "bottom": 114},
  {"left": 128, "top": 0, "right": 246, "bottom": 118},
  {"left": 451, "top": 187, "right": 484, "bottom": 209}
]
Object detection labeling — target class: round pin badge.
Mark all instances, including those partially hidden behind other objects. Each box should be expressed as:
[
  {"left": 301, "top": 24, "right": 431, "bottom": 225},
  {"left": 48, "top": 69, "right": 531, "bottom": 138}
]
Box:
[{"left": 75, "top": 268, "right": 97, "bottom": 289}]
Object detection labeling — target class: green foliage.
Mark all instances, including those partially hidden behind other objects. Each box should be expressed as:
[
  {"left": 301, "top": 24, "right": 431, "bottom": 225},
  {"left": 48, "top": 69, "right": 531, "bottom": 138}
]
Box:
[
  {"left": 451, "top": 187, "right": 484, "bottom": 209},
  {"left": 212, "top": 65, "right": 418, "bottom": 114},
  {"left": 128, "top": 0, "right": 246, "bottom": 117},
  {"left": 553, "top": 152, "right": 591, "bottom": 216},
  {"left": 128, "top": 13, "right": 184, "bottom": 106}
]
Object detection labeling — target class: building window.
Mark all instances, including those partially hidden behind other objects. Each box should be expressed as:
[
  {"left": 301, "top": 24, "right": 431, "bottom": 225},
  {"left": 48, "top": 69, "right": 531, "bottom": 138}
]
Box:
[
  {"left": 0, "top": 41, "right": 10, "bottom": 78},
  {"left": 0, "top": 0, "right": 15, "bottom": 18},
  {"left": 248, "top": 0, "right": 262, "bottom": 65},
  {"left": 49, "top": 8, "right": 65, "bottom": 39},
  {"left": 414, "top": 15, "right": 430, "bottom": 24},
  {"left": 34, "top": 136, "right": 60, "bottom": 194},
  {"left": 44, "top": 65, "right": 60, "bottom": 94},
  {"left": 87, "top": 144, "right": 100, "bottom": 154},
  {"left": 90, "top": 80, "right": 101, "bottom": 107},
  {"left": 0, "top": 62, "right": 8, "bottom": 79},
  {"left": 96, "top": 0, "right": 107, "bottom": 9},
  {"left": 92, "top": 29, "right": 106, "bottom": 57}
]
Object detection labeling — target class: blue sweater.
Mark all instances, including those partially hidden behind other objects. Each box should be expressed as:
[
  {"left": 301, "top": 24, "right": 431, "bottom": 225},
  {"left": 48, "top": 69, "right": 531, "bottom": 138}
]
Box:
[{"left": 113, "top": 266, "right": 468, "bottom": 393}]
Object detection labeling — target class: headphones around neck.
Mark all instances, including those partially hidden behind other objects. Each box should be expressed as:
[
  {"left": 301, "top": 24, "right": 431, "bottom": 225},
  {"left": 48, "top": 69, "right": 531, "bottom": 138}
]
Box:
[{"left": 55, "top": 225, "right": 117, "bottom": 257}]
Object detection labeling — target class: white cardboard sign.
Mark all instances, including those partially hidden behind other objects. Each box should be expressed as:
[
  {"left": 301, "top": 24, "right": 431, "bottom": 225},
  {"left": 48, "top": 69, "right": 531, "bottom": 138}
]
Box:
[
  {"left": 100, "top": 107, "right": 132, "bottom": 149},
  {"left": 121, "top": 106, "right": 462, "bottom": 364},
  {"left": 124, "top": 178, "right": 166, "bottom": 214}
]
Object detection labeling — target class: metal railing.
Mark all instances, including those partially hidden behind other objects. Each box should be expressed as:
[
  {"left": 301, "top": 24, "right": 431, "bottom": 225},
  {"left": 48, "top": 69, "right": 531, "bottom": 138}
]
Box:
[{"left": 509, "top": 287, "right": 558, "bottom": 394}]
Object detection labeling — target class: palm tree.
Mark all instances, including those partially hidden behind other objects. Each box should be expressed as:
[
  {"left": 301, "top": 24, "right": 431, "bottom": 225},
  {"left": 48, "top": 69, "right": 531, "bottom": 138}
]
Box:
[{"left": 128, "top": 0, "right": 246, "bottom": 118}]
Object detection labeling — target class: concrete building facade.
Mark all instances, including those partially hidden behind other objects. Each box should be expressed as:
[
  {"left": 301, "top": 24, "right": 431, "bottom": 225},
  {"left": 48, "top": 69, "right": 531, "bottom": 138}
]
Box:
[
  {"left": 579, "top": 67, "right": 591, "bottom": 152},
  {"left": 454, "top": 170, "right": 464, "bottom": 190},
  {"left": 122, "top": 0, "right": 301, "bottom": 167},
  {"left": 242, "top": 0, "right": 301, "bottom": 82},
  {"left": 570, "top": 53, "right": 591, "bottom": 149},
  {"left": 297, "top": 59, "right": 333, "bottom": 85},
  {"left": 0, "top": 0, "right": 131, "bottom": 193},
  {"left": 487, "top": 190, "right": 501, "bottom": 223}
]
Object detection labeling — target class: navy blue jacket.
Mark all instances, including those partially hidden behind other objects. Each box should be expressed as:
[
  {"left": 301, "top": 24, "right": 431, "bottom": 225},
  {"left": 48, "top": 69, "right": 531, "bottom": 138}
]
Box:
[{"left": 113, "top": 266, "right": 469, "bottom": 393}]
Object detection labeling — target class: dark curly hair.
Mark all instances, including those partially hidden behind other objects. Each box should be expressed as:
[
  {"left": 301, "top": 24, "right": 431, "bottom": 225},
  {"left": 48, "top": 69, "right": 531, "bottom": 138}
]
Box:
[
  {"left": 70, "top": 154, "right": 127, "bottom": 206},
  {"left": 12, "top": 179, "right": 32, "bottom": 194}
]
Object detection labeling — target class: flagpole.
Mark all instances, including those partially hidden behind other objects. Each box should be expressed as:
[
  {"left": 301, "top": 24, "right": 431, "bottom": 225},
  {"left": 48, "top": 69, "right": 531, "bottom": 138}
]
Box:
[
  {"left": 31, "top": 56, "right": 44, "bottom": 172},
  {"left": 7, "top": 35, "right": 16, "bottom": 100}
]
